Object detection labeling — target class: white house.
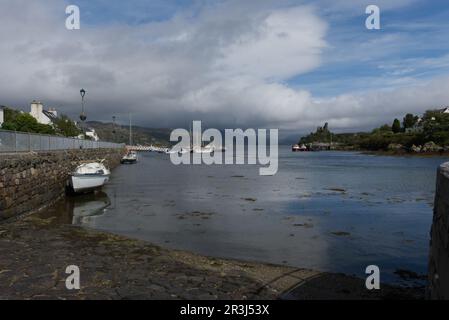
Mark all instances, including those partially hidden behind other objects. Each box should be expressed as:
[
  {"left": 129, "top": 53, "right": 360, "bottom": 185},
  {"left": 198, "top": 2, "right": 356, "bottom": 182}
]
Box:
[
  {"left": 85, "top": 128, "right": 100, "bottom": 141},
  {"left": 405, "top": 118, "right": 424, "bottom": 133},
  {"left": 440, "top": 107, "right": 449, "bottom": 114},
  {"left": 0, "top": 106, "right": 5, "bottom": 127},
  {"left": 29, "top": 100, "right": 57, "bottom": 125}
]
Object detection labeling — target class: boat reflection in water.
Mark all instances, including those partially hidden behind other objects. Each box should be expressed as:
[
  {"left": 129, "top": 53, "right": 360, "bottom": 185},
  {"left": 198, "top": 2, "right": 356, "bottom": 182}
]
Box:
[
  {"left": 38, "top": 191, "right": 111, "bottom": 227},
  {"left": 71, "top": 191, "right": 111, "bottom": 226}
]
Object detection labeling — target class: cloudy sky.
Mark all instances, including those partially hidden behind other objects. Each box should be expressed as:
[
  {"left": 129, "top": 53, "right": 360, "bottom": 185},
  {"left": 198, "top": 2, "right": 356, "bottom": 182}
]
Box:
[{"left": 0, "top": 0, "right": 449, "bottom": 136}]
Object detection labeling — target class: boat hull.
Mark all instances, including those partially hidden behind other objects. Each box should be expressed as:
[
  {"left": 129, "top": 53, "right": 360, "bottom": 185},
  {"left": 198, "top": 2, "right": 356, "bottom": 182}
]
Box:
[
  {"left": 292, "top": 148, "right": 308, "bottom": 152},
  {"left": 121, "top": 158, "right": 137, "bottom": 164},
  {"left": 70, "top": 174, "right": 109, "bottom": 193}
]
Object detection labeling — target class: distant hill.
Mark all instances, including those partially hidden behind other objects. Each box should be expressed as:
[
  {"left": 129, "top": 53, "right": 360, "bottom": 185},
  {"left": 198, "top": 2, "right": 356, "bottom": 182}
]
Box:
[{"left": 86, "top": 121, "right": 172, "bottom": 146}]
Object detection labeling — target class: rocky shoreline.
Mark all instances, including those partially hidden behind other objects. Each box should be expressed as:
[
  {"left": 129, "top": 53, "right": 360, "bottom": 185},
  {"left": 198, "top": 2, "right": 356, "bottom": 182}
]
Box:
[
  {"left": 0, "top": 214, "right": 425, "bottom": 300},
  {"left": 331, "top": 145, "right": 449, "bottom": 157},
  {"left": 361, "top": 149, "right": 449, "bottom": 157}
]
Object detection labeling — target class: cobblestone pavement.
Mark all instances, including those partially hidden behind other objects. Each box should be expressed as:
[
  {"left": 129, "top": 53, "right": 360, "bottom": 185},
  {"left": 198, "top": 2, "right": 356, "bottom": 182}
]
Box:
[{"left": 0, "top": 215, "right": 424, "bottom": 300}]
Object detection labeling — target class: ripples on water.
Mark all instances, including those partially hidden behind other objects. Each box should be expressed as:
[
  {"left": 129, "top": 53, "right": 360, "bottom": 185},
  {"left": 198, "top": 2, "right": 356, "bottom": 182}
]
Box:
[{"left": 41, "top": 147, "right": 449, "bottom": 285}]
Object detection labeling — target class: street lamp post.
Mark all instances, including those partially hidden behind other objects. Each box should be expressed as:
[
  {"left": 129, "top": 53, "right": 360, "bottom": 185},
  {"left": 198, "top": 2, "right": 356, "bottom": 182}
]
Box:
[
  {"left": 80, "top": 89, "right": 86, "bottom": 120},
  {"left": 112, "top": 116, "right": 116, "bottom": 142},
  {"left": 79, "top": 88, "right": 86, "bottom": 137}
]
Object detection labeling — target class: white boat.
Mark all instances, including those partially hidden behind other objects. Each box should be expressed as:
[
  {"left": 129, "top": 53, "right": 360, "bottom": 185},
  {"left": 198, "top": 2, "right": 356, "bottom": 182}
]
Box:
[
  {"left": 206, "top": 143, "right": 226, "bottom": 152},
  {"left": 166, "top": 147, "right": 189, "bottom": 154},
  {"left": 193, "top": 145, "right": 214, "bottom": 153},
  {"left": 121, "top": 151, "right": 138, "bottom": 164},
  {"left": 292, "top": 144, "right": 308, "bottom": 152},
  {"left": 69, "top": 161, "right": 110, "bottom": 193},
  {"left": 188, "top": 122, "right": 222, "bottom": 154}
]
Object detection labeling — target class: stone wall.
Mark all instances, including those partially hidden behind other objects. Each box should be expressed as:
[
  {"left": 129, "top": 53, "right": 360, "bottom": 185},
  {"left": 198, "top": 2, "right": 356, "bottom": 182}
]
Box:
[
  {"left": 428, "top": 162, "right": 449, "bottom": 299},
  {"left": 0, "top": 148, "right": 125, "bottom": 221}
]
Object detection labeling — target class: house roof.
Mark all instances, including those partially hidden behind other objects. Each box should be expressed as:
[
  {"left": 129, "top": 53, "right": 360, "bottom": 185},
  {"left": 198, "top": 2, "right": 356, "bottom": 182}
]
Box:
[{"left": 42, "top": 110, "right": 57, "bottom": 121}]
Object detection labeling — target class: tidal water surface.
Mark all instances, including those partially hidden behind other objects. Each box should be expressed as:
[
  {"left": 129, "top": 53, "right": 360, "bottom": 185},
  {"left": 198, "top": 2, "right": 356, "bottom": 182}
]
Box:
[{"left": 42, "top": 147, "right": 449, "bottom": 285}]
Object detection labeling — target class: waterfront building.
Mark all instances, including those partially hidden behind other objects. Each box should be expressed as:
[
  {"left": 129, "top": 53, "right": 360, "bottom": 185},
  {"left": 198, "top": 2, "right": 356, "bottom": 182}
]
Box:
[
  {"left": 29, "top": 100, "right": 57, "bottom": 125},
  {"left": 76, "top": 127, "right": 100, "bottom": 141},
  {"left": 85, "top": 128, "right": 100, "bottom": 141}
]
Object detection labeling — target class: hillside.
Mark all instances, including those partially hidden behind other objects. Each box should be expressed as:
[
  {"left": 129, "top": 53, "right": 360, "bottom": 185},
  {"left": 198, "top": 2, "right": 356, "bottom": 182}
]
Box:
[{"left": 87, "top": 121, "right": 171, "bottom": 146}]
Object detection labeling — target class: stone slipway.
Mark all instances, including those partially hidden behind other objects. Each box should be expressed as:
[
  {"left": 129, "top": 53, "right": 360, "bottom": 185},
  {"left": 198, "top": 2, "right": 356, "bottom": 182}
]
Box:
[{"left": 0, "top": 215, "right": 424, "bottom": 300}]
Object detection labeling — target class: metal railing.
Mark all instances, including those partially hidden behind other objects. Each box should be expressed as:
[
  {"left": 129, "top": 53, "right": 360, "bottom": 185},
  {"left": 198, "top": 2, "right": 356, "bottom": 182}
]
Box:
[{"left": 0, "top": 129, "right": 124, "bottom": 153}]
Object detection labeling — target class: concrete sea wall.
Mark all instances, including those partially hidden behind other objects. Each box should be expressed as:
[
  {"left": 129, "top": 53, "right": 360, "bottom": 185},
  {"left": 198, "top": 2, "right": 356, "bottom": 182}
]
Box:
[
  {"left": 0, "top": 148, "right": 125, "bottom": 221},
  {"left": 428, "top": 162, "right": 449, "bottom": 299}
]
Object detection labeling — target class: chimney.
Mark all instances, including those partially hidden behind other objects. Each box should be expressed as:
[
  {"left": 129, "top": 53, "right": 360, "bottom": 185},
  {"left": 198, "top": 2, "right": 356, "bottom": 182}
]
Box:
[
  {"left": 30, "top": 100, "right": 43, "bottom": 122},
  {"left": 30, "top": 100, "right": 42, "bottom": 115}
]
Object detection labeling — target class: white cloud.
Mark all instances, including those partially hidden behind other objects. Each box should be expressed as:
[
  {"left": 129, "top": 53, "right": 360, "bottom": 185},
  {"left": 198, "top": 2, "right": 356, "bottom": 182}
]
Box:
[{"left": 214, "top": 6, "right": 327, "bottom": 80}]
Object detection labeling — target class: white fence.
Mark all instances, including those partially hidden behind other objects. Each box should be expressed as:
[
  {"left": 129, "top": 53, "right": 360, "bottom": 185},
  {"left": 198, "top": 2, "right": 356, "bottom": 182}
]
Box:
[{"left": 0, "top": 129, "right": 124, "bottom": 153}]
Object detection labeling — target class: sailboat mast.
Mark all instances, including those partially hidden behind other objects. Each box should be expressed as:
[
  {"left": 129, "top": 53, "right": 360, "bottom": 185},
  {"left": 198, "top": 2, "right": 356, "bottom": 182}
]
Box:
[
  {"left": 190, "top": 121, "right": 192, "bottom": 149},
  {"left": 129, "top": 113, "right": 132, "bottom": 146}
]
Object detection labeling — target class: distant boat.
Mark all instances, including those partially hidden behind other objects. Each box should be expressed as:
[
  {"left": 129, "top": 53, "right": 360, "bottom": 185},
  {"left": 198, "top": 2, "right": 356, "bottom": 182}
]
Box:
[
  {"left": 121, "top": 151, "right": 138, "bottom": 164},
  {"left": 166, "top": 147, "right": 189, "bottom": 154},
  {"left": 292, "top": 144, "right": 308, "bottom": 152},
  {"left": 193, "top": 145, "right": 214, "bottom": 153},
  {"left": 190, "top": 121, "right": 217, "bottom": 154},
  {"left": 69, "top": 161, "right": 110, "bottom": 193},
  {"left": 206, "top": 144, "right": 226, "bottom": 152},
  {"left": 122, "top": 114, "right": 138, "bottom": 163}
]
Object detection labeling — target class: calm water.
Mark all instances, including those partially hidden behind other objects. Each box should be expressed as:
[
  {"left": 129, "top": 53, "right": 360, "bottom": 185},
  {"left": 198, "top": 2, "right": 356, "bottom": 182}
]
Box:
[{"left": 41, "top": 147, "right": 449, "bottom": 285}]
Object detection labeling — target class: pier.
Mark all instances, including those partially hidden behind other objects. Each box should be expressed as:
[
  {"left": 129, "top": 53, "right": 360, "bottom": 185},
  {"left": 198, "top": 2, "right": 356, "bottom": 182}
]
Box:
[
  {"left": 126, "top": 145, "right": 169, "bottom": 152},
  {"left": 428, "top": 162, "right": 449, "bottom": 298},
  {"left": 0, "top": 130, "right": 125, "bottom": 221}
]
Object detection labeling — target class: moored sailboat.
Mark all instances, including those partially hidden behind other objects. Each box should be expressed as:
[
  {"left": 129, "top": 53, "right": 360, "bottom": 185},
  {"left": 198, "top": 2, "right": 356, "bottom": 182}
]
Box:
[
  {"left": 69, "top": 161, "right": 111, "bottom": 193},
  {"left": 121, "top": 114, "right": 139, "bottom": 164},
  {"left": 121, "top": 150, "right": 138, "bottom": 164}
]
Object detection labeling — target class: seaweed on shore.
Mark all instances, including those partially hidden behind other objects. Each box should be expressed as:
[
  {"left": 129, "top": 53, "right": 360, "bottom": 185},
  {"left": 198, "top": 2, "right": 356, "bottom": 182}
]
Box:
[
  {"left": 175, "top": 211, "right": 216, "bottom": 220},
  {"left": 326, "top": 188, "right": 347, "bottom": 193},
  {"left": 293, "top": 223, "right": 314, "bottom": 228},
  {"left": 330, "top": 231, "right": 351, "bottom": 237},
  {"left": 394, "top": 269, "right": 427, "bottom": 281}
]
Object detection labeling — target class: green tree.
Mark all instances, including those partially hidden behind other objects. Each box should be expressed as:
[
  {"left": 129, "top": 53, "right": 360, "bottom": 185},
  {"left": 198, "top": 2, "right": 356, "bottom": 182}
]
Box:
[
  {"left": 372, "top": 124, "right": 391, "bottom": 134},
  {"left": 1, "top": 111, "right": 55, "bottom": 134},
  {"left": 392, "top": 118, "right": 401, "bottom": 133},
  {"left": 2, "top": 107, "right": 21, "bottom": 124},
  {"left": 403, "top": 113, "right": 419, "bottom": 129},
  {"left": 54, "top": 115, "right": 81, "bottom": 137},
  {"left": 422, "top": 110, "right": 449, "bottom": 145}
]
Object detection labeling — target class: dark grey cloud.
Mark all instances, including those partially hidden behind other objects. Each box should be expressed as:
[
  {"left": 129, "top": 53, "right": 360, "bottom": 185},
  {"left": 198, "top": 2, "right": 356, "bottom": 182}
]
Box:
[{"left": 0, "top": 0, "right": 448, "bottom": 133}]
